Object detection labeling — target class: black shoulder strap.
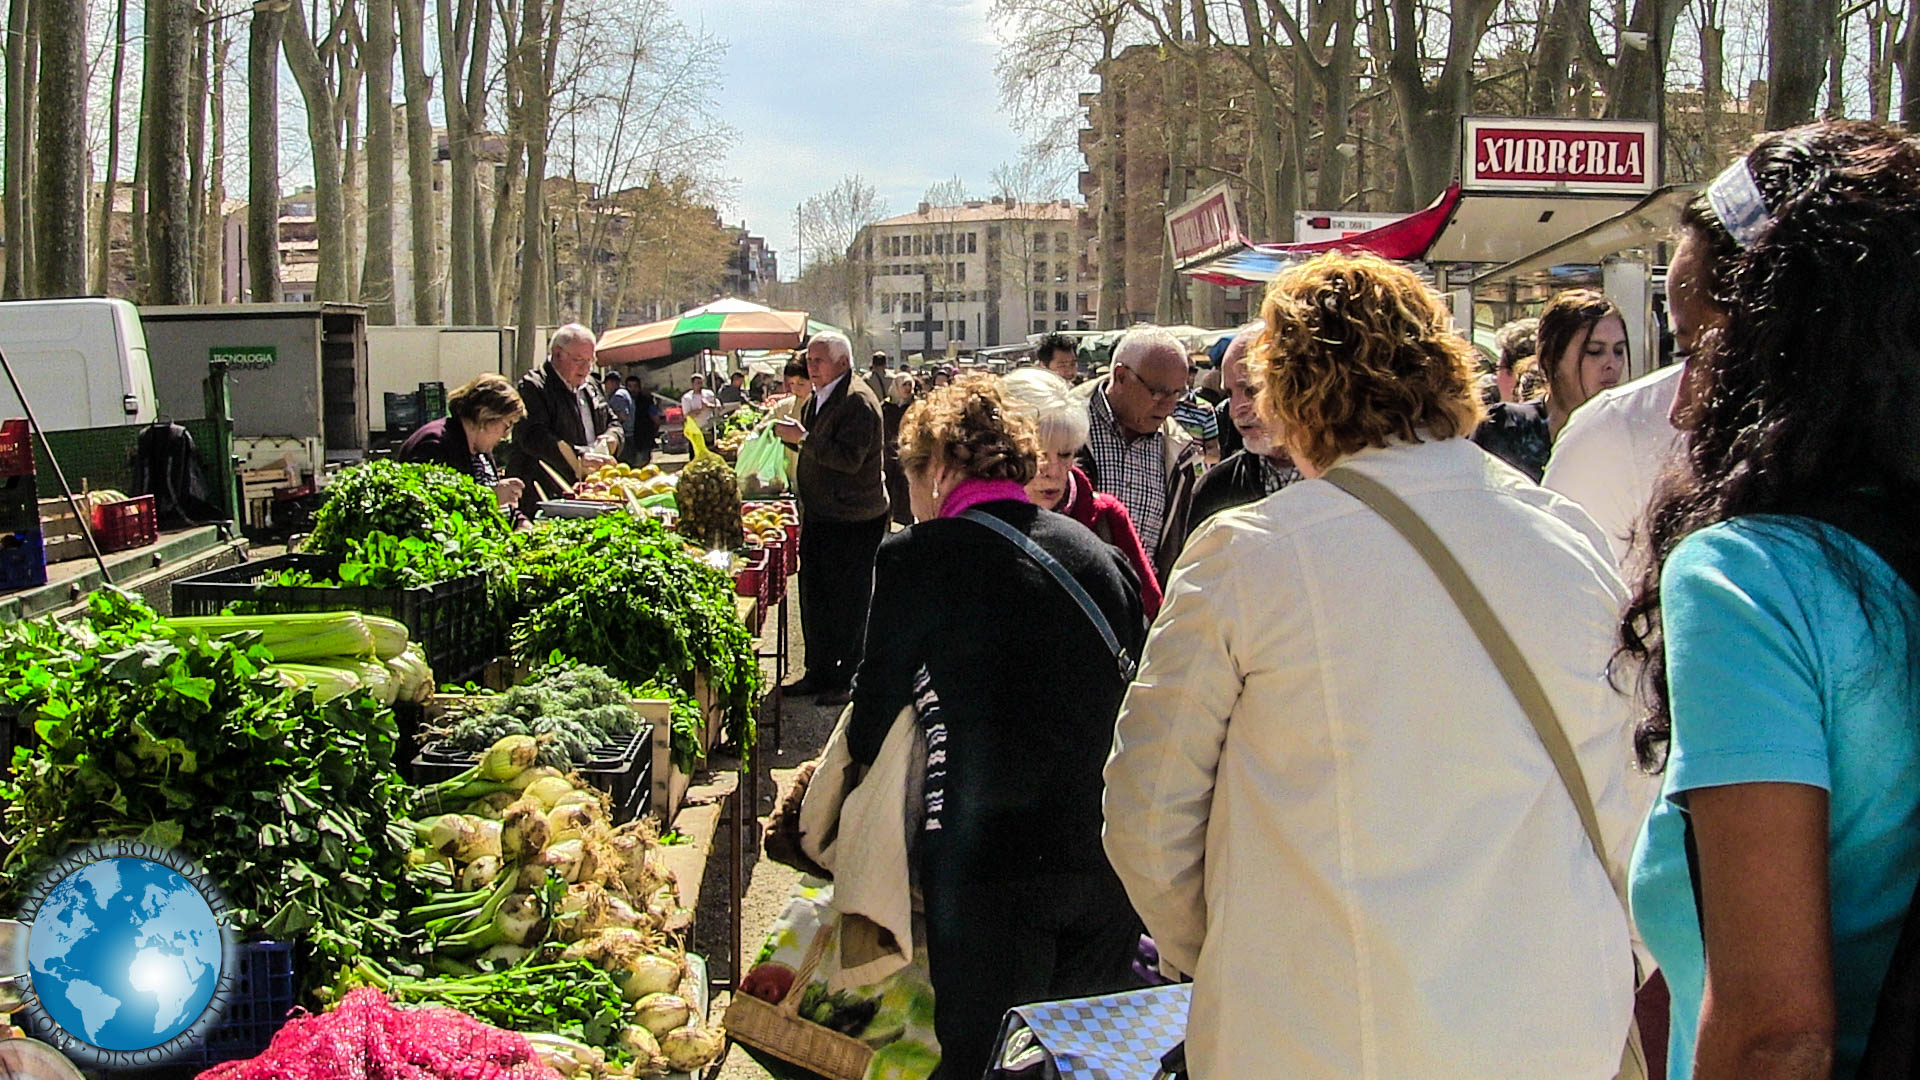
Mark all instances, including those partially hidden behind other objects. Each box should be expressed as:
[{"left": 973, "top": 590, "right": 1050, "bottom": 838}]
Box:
[{"left": 959, "top": 509, "right": 1136, "bottom": 681}]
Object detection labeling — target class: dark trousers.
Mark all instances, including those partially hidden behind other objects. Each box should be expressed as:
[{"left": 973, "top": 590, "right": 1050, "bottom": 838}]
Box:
[
  {"left": 885, "top": 460, "right": 913, "bottom": 526},
  {"left": 923, "top": 871, "right": 1143, "bottom": 1080},
  {"left": 797, "top": 511, "right": 888, "bottom": 689}
]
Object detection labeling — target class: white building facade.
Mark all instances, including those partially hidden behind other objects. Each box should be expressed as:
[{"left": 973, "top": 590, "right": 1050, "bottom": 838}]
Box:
[{"left": 854, "top": 199, "right": 1097, "bottom": 357}]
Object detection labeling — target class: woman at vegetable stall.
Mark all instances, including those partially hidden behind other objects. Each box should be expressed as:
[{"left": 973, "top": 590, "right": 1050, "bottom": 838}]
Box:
[
  {"left": 847, "top": 373, "right": 1149, "bottom": 1080},
  {"left": 999, "top": 365, "right": 1162, "bottom": 617},
  {"left": 1103, "top": 251, "right": 1647, "bottom": 1079},
  {"left": 1621, "top": 121, "right": 1920, "bottom": 1080},
  {"left": 398, "top": 373, "right": 533, "bottom": 528}
]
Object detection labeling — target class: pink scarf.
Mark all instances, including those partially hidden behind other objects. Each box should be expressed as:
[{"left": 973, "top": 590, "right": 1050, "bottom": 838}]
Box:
[{"left": 938, "top": 476, "right": 1032, "bottom": 519}]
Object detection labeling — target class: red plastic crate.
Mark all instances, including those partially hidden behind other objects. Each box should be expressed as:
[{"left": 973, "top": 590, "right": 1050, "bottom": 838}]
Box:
[
  {"left": 734, "top": 547, "right": 769, "bottom": 600},
  {"left": 0, "top": 419, "right": 30, "bottom": 477},
  {"left": 90, "top": 495, "right": 158, "bottom": 553}
]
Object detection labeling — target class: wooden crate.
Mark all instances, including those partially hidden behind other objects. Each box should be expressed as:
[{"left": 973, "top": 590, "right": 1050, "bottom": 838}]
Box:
[
  {"left": 643, "top": 697, "right": 694, "bottom": 824},
  {"left": 692, "top": 667, "right": 726, "bottom": 753},
  {"left": 38, "top": 496, "right": 92, "bottom": 563}
]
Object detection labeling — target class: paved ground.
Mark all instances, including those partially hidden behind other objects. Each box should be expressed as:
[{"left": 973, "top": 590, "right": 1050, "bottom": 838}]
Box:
[{"left": 687, "top": 588, "right": 842, "bottom": 1080}]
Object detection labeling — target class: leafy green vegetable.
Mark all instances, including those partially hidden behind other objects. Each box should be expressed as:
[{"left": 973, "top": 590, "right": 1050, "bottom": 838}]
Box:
[
  {"left": 358, "top": 960, "right": 634, "bottom": 1061},
  {"left": 0, "top": 589, "right": 425, "bottom": 994},
  {"left": 307, "top": 460, "right": 511, "bottom": 555},
  {"left": 508, "top": 515, "right": 760, "bottom": 753}
]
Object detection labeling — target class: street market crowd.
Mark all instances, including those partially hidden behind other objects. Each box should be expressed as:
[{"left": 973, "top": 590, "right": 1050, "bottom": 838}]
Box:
[{"left": 408, "top": 119, "right": 1919, "bottom": 1080}]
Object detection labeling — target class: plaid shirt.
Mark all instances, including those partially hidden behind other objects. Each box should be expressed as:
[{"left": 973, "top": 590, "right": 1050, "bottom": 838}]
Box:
[
  {"left": 1087, "top": 386, "right": 1170, "bottom": 560},
  {"left": 1260, "top": 456, "right": 1303, "bottom": 495}
]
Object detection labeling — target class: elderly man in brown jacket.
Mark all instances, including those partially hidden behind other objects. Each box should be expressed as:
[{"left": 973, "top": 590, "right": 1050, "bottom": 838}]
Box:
[{"left": 775, "top": 330, "right": 890, "bottom": 705}]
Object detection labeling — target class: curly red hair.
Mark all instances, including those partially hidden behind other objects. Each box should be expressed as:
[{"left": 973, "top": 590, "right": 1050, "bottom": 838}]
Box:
[{"left": 1249, "top": 252, "right": 1484, "bottom": 470}]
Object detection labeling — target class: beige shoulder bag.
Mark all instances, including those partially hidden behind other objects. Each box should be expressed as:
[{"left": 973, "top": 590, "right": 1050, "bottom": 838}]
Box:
[{"left": 1324, "top": 465, "right": 1648, "bottom": 1080}]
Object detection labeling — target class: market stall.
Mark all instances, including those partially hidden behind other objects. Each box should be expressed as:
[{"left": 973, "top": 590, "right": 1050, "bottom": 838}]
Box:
[
  {"left": 1178, "top": 117, "right": 1692, "bottom": 380},
  {"left": 0, "top": 449, "right": 782, "bottom": 1077}
]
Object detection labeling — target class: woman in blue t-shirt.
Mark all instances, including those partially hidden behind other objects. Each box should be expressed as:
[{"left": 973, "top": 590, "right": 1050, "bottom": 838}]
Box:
[{"left": 1619, "top": 121, "right": 1920, "bottom": 1079}]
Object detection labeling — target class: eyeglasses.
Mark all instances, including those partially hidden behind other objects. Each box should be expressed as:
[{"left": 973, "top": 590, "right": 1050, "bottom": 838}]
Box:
[{"left": 1120, "top": 363, "right": 1187, "bottom": 403}]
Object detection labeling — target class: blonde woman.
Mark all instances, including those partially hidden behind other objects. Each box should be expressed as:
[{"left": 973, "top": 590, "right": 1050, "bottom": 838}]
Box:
[{"left": 1105, "top": 253, "right": 1646, "bottom": 1078}]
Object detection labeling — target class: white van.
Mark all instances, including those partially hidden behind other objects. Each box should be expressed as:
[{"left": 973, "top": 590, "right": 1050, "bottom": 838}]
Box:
[{"left": 0, "top": 298, "right": 158, "bottom": 431}]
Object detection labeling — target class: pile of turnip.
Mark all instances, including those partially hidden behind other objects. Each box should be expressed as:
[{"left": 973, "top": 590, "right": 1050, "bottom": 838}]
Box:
[{"left": 377, "top": 734, "right": 725, "bottom": 1077}]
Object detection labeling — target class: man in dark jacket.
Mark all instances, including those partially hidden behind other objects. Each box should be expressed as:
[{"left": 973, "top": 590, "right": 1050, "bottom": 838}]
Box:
[
  {"left": 510, "top": 323, "right": 618, "bottom": 518},
  {"left": 1071, "top": 326, "right": 1205, "bottom": 586},
  {"left": 1180, "top": 323, "right": 1301, "bottom": 551},
  {"left": 776, "top": 330, "right": 890, "bottom": 704}
]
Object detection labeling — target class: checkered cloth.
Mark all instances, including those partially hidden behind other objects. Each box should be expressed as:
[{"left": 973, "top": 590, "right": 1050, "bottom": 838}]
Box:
[
  {"left": 1085, "top": 387, "right": 1169, "bottom": 562},
  {"left": 993, "top": 984, "right": 1192, "bottom": 1080}
]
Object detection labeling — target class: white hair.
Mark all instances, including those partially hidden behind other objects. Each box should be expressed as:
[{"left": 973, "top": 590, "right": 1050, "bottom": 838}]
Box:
[
  {"left": 1222, "top": 320, "right": 1266, "bottom": 368},
  {"left": 549, "top": 322, "right": 596, "bottom": 355},
  {"left": 1112, "top": 324, "right": 1185, "bottom": 373},
  {"left": 809, "top": 330, "right": 853, "bottom": 366},
  {"left": 1001, "top": 366, "right": 1092, "bottom": 453}
]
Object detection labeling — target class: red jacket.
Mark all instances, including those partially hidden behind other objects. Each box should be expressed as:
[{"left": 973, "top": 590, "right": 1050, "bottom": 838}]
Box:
[{"left": 1061, "top": 466, "right": 1162, "bottom": 618}]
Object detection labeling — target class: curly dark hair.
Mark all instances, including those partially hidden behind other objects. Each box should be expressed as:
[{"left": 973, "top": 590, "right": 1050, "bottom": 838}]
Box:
[
  {"left": 898, "top": 372, "right": 1040, "bottom": 484},
  {"left": 1033, "top": 332, "right": 1079, "bottom": 366},
  {"left": 1250, "top": 252, "right": 1483, "bottom": 470},
  {"left": 1620, "top": 120, "right": 1920, "bottom": 770}
]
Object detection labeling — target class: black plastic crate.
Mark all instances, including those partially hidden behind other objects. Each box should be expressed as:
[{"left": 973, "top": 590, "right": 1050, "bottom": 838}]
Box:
[
  {"left": 418, "top": 381, "right": 447, "bottom": 421},
  {"left": 384, "top": 391, "right": 424, "bottom": 435},
  {"left": 170, "top": 553, "right": 496, "bottom": 684},
  {"left": 0, "top": 472, "right": 36, "bottom": 533},
  {"left": 94, "top": 940, "right": 297, "bottom": 1077},
  {"left": 179, "top": 940, "right": 297, "bottom": 1067},
  {"left": 412, "top": 729, "right": 651, "bottom": 823}
]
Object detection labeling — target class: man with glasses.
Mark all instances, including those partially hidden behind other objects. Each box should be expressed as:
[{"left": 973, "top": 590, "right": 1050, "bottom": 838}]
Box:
[{"left": 1072, "top": 325, "right": 1206, "bottom": 586}]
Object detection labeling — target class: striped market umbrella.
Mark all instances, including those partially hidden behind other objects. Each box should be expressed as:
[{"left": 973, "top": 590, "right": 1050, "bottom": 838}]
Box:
[{"left": 596, "top": 298, "right": 810, "bottom": 367}]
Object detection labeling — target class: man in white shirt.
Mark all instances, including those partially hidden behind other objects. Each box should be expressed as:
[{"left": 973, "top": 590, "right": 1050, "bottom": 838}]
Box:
[{"left": 680, "top": 375, "right": 720, "bottom": 442}]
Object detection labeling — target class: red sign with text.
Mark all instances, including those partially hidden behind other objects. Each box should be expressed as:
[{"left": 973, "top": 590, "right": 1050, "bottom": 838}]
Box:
[
  {"left": 1462, "top": 118, "right": 1659, "bottom": 195},
  {"left": 1166, "top": 183, "right": 1244, "bottom": 264}
]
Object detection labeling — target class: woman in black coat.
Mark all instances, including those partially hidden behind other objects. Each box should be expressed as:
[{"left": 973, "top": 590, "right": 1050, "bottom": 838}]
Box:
[
  {"left": 847, "top": 374, "right": 1148, "bottom": 1080},
  {"left": 397, "top": 373, "right": 530, "bottom": 527}
]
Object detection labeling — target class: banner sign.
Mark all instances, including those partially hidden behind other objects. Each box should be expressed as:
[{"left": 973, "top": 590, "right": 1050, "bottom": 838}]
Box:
[
  {"left": 1462, "top": 118, "right": 1659, "bottom": 195},
  {"left": 1293, "top": 211, "right": 1410, "bottom": 245},
  {"left": 1166, "top": 182, "right": 1244, "bottom": 265}
]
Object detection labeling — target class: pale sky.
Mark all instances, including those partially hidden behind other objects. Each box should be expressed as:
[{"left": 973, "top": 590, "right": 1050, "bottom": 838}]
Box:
[{"left": 671, "top": 0, "right": 1032, "bottom": 275}]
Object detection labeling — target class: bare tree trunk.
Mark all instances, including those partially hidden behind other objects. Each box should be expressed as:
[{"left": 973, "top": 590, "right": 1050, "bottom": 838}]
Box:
[
  {"left": 1239, "top": 0, "right": 1282, "bottom": 236},
  {"left": 1308, "top": 0, "right": 1361, "bottom": 210},
  {"left": 338, "top": 33, "right": 365, "bottom": 302},
  {"left": 1096, "top": 26, "right": 1124, "bottom": 328},
  {"left": 4, "top": 0, "right": 32, "bottom": 298},
  {"left": 202, "top": 23, "right": 228, "bottom": 302},
  {"left": 144, "top": 0, "right": 192, "bottom": 304},
  {"left": 436, "top": 0, "right": 472, "bottom": 321},
  {"left": 1529, "top": 0, "right": 1573, "bottom": 113},
  {"left": 362, "top": 0, "right": 398, "bottom": 323},
  {"left": 1826, "top": 15, "right": 1847, "bottom": 116},
  {"left": 283, "top": 0, "right": 347, "bottom": 300},
  {"left": 1770, "top": 0, "right": 1840, "bottom": 126},
  {"left": 92, "top": 0, "right": 129, "bottom": 296},
  {"left": 514, "top": 0, "right": 560, "bottom": 372},
  {"left": 491, "top": 0, "right": 524, "bottom": 325},
  {"left": 31, "top": 0, "right": 84, "bottom": 296},
  {"left": 466, "top": 0, "right": 493, "bottom": 322},
  {"left": 1699, "top": 0, "right": 1724, "bottom": 163},
  {"left": 398, "top": 0, "right": 437, "bottom": 323},
  {"left": 186, "top": 6, "right": 210, "bottom": 302},
  {"left": 1154, "top": 1, "right": 1187, "bottom": 323},
  {"left": 247, "top": 4, "right": 284, "bottom": 302},
  {"left": 1868, "top": 0, "right": 1893, "bottom": 121}
]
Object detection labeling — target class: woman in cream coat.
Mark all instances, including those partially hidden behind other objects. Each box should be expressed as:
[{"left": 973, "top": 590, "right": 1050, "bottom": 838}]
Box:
[{"left": 1104, "top": 253, "right": 1652, "bottom": 1079}]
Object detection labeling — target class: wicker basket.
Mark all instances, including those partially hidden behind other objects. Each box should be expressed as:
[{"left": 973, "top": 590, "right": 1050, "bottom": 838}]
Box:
[{"left": 723, "top": 927, "right": 874, "bottom": 1080}]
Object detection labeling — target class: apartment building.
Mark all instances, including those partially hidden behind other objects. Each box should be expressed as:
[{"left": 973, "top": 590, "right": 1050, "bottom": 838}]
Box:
[{"left": 854, "top": 198, "right": 1096, "bottom": 357}]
